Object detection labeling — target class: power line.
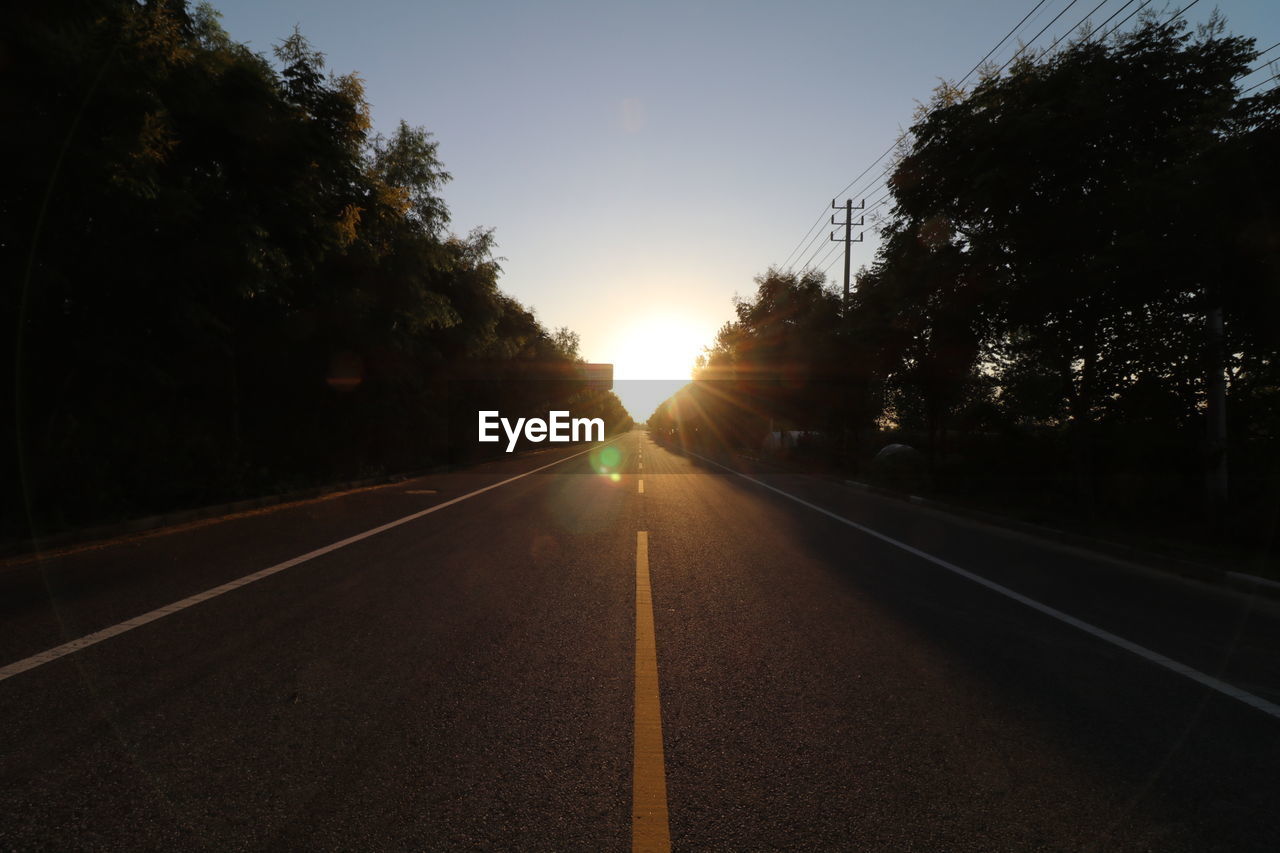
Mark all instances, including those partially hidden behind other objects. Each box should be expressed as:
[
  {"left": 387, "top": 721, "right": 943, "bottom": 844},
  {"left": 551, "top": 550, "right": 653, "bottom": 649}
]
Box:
[
  {"left": 1098, "top": 0, "right": 1153, "bottom": 41},
  {"left": 804, "top": 238, "right": 843, "bottom": 273},
  {"left": 1241, "top": 70, "right": 1280, "bottom": 95},
  {"left": 821, "top": 247, "right": 844, "bottom": 277},
  {"left": 1240, "top": 59, "right": 1279, "bottom": 81},
  {"left": 830, "top": 137, "right": 906, "bottom": 213},
  {"left": 795, "top": 216, "right": 836, "bottom": 268},
  {"left": 865, "top": 189, "right": 894, "bottom": 215},
  {"left": 1083, "top": 0, "right": 1142, "bottom": 43},
  {"left": 786, "top": 0, "right": 1061, "bottom": 271},
  {"left": 782, "top": 135, "right": 905, "bottom": 270},
  {"left": 790, "top": 157, "right": 902, "bottom": 271},
  {"left": 786, "top": 0, "right": 1161, "bottom": 274},
  {"left": 1046, "top": 0, "right": 1114, "bottom": 54},
  {"left": 1232, "top": 40, "right": 1279, "bottom": 82},
  {"left": 1009, "top": 0, "right": 1073, "bottom": 57},
  {"left": 957, "top": 0, "right": 1053, "bottom": 85},
  {"left": 798, "top": 179, "right": 880, "bottom": 266},
  {"left": 780, "top": 207, "right": 833, "bottom": 270},
  {"left": 996, "top": 0, "right": 1085, "bottom": 76},
  {"left": 799, "top": 223, "right": 842, "bottom": 270},
  {"left": 1162, "top": 0, "right": 1204, "bottom": 30},
  {"left": 820, "top": 15, "right": 1152, "bottom": 273},
  {"left": 790, "top": 170, "right": 883, "bottom": 271},
  {"left": 821, "top": 193, "right": 899, "bottom": 277},
  {"left": 788, "top": 0, "right": 1220, "bottom": 284},
  {"left": 799, "top": 183, "right": 898, "bottom": 275},
  {"left": 848, "top": 163, "right": 897, "bottom": 209},
  {"left": 802, "top": 189, "right": 897, "bottom": 277},
  {"left": 1095, "top": 0, "right": 1202, "bottom": 45},
  {"left": 818, "top": 0, "right": 1203, "bottom": 264}
]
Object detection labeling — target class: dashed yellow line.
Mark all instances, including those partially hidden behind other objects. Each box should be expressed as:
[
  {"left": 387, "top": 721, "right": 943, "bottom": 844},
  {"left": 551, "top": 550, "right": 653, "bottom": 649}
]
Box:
[{"left": 632, "top": 531, "right": 671, "bottom": 852}]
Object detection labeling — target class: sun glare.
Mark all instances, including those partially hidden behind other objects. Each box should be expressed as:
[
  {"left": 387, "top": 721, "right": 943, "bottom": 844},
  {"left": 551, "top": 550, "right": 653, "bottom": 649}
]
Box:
[
  {"left": 612, "top": 316, "right": 704, "bottom": 381},
  {"left": 608, "top": 316, "right": 706, "bottom": 421}
]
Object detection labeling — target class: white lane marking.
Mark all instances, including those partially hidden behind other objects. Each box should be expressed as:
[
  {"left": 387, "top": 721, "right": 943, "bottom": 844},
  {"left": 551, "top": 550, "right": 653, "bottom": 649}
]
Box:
[
  {"left": 0, "top": 440, "right": 621, "bottom": 684},
  {"left": 686, "top": 451, "right": 1280, "bottom": 721},
  {"left": 638, "top": 480, "right": 645, "bottom": 494}
]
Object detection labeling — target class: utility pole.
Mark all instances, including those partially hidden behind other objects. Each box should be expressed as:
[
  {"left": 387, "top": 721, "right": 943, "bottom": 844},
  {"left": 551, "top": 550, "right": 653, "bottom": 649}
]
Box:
[
  {"left": 830, "top": 198, "right": 865, "bottom": 309},
  {"left": 831, "top": 199, "right": 864, "bottom": 473}
]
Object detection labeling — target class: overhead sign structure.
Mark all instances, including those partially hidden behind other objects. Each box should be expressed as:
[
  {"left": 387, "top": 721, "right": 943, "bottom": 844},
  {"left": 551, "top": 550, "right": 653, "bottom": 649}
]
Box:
[{"left": 578, "top": 363, "right": 613, "bottom": 390}]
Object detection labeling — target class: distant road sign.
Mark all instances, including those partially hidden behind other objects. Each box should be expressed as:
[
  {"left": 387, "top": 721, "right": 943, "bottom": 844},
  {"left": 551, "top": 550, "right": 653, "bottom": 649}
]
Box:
[{"left": 579, "top": 363, "right": 613, "bottom": 390}]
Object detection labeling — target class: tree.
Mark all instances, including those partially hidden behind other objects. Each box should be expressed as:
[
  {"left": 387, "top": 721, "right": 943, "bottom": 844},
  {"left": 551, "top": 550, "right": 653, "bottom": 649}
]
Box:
[
  {"left": 878, "top": 18, "right": 1260, "bottom": 504},
  {"left": 1, "top": 1, "right": 610, "bottom": 538}
]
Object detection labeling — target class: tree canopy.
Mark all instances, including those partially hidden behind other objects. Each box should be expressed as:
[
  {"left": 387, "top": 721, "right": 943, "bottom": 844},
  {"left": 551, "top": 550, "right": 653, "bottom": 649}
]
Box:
[
  {"left": 651, "top": 16, "right": 1279, "bottom": 547},
  {"left": 2, "top": 0, "right": 630, "bottom": 539}
]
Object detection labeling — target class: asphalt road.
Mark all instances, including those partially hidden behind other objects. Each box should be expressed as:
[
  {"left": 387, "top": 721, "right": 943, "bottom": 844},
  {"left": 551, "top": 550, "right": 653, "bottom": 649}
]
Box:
[{"left": 1, "top": 428, "right": 1278, "bottom": 851}]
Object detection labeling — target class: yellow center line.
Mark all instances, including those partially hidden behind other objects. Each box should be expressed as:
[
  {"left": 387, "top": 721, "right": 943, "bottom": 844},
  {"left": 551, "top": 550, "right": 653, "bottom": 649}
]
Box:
[{"left": 633, "top": 531, "right": 671, "bottom": 852}]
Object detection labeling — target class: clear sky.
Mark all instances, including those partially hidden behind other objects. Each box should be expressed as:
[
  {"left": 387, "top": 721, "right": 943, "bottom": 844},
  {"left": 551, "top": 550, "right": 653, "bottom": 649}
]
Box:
[{"left": 207, "top": 0, "right": 1278, "bottom": 419}]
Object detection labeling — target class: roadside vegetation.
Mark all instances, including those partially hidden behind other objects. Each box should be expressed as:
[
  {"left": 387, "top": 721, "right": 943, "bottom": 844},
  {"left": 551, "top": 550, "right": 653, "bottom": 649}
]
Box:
[
  {"left": 650, "top": 16, "right": 1279, "bottom": 569},
  {"left": 2, "top": 1, "right": 630, "bottom": 542}
]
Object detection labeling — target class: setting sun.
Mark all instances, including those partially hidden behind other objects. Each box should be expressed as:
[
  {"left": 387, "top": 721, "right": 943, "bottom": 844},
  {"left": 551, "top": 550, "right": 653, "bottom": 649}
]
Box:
[
  {"left": 607, "top": 314, "right": 710, "bottom": 421},
  {"left": 611, "top": 314, "right": 707, "bottom": 381}
]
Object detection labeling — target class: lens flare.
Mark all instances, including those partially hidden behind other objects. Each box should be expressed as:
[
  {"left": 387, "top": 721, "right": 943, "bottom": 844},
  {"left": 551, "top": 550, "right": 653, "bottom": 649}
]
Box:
[{"left": 590, "top": 444, "right": 626, "bottom": 476}]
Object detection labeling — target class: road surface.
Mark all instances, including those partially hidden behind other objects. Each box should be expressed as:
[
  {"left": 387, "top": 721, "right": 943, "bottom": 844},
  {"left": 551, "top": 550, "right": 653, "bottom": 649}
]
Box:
[{"left": 1, "top": 428, "right": 1278, "bottom": 851}]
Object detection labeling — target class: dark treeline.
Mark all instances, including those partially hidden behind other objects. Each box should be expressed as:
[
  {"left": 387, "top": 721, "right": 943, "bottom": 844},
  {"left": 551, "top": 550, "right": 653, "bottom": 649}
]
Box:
[
  {"left": 2, "top": 1, "right": 630, "bottom": 541},
  {"left": 650, "top": 17, "right": 1279, "bottom": 555}
]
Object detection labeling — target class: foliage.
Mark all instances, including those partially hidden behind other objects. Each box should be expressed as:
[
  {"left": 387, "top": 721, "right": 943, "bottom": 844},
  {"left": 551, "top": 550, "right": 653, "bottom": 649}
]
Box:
[
  {"left": 653, "top": 17, "right": 1280, "bottom": 547},
  {"left": 1, "top": 0, "right": 627, "bottom": 539}
]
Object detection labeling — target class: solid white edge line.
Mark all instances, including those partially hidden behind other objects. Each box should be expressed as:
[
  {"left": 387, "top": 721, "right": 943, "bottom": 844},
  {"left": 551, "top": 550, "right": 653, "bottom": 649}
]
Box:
[
  {"left": 0, "top": 439, "right": 620, "bottom": 684},
  {"left": 686, "top": 450, "right": 1280, "bottom": 721}
]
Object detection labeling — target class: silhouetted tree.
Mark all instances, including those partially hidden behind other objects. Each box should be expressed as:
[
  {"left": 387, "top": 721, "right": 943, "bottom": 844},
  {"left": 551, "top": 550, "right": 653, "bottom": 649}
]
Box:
[{"left": 1, "top": 0, "right": 626, "bottom": 539}]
